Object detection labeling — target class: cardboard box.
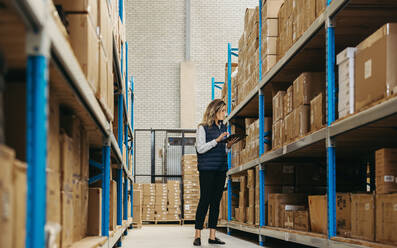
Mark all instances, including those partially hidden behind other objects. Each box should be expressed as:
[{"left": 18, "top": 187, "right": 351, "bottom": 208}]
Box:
[
  {"left": 263, "top": 18, "right": 279, "bottom": 37},
  {"left": 12, "top": 160, "right": 26, "bottom": 248},
  {"left": 310, "top": 93, "right": 325, "bottom": 132},
  {"left": 53, "top": 0, "right": 98, "bottom": 27},
  {"left": 272, "top": 119, "right": 284, "bottom": 149},
  {"left": 268, "top": 193, "right": 306, "bottom": 227},
  {"left": 262, "top": 54, "right": 278, "bottom": 73},
  {"left": 46, "top": 170, "right": 61, "bottom": 246},
  {"left": 273, "top": 91, "right": 286, "bottom": 122},
  {"left": 247, "top": 206, "right": 255, "bottom": 224},
  {"left": 80, "top": 181, "right": 89, "bottom": 238},
  {"left": 48, "top": 94, "right": 60, "bottom": 173},
  {"left": 355, "top": 23, "right": 397, "bottom": 111},
  {"left": 336, "top": 193, "right": 351, "bottom": 237},
  {"left": 0, "top": 145, "right": 14, "bottom": 248},
  {"left": 60, "top": 134, "right": 74, "bottom": 192},
  {"left": 294, "top": 210, "right": 310, "bottom": 231},
  {"left": 337, "top": 47, "right": 356, "bottom": 118},
  {"left": 293, "top": 72, "right": 324, "bottom": 108},
  {"left": 87, "top": 188, "right": 102, "bottom": 236},
  {"left": 376, "top": 193, "right": 397, "bottom": 245},
  {"left": 316, "top": 0, "right": 326, "bottom": 16},
  {"left": 61, "top": 191, "right": 74, "bottom": 247},
  {"left": 68, "top": 14, "right": 99, "bottom": 95},
  {"left": 262, "top": 0, "right": 284, "bottom": 19},
  {"left": 72, "top": 181, "right": 82, "bottom": 242},
  {"left": 375, "top": 148, "right": 397, "bottom": 194},
  {"left": 294, "top": 104, "right": 310, "bottom": 138},
  {"left": 351, "top": 194, "right": 375, "bottom": 241},
  {"left": 247, "top": 169, "right": 255, "bottom": 188},
  {"left": 110, "top": 180, "right": 117, "bottom": 230},
  {"left": 308, "top": 195, "right": 327, "bottom": 234},
  {"left": 284, "top": 110, "right": 295, "bottom": 143}
]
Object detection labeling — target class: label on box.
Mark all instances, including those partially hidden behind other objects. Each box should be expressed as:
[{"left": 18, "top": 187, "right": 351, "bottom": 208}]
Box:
[
  {"left": 283, "top": 165, "right": 294, "bottom": 174},
  {"left": 365, "top": 203, "right": 370, "bottom": 211},
  {"left": 394, "top": 204, "right": 397, "bottom": 212},
  {"left": 384, "top": 175, "right": 395, "bottom": 182},
  {"left": 364, "top": 59, "right": 372, "bottom": 79}
]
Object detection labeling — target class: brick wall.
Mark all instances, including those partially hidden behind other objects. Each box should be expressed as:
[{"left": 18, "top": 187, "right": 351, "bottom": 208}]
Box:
[{"left": 126, "top": 1, "right": 258, "bottom": 180}]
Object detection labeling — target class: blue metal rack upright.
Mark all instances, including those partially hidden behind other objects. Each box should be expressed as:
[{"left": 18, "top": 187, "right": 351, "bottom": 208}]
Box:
[
  {"left": 326, "top": 0, "right": 337, "bottom": 239},
  {"left": 211, "top": 77, "right": 224, "bottom": 100},
  {"left": 226, "top": 43, "right": 238, "bottom": 236},
  {"left": 26, "top": 28, "right": 50, "bottom": 248}
]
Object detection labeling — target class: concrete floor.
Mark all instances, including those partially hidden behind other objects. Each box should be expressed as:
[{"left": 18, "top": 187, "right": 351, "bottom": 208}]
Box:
[{"left": 121, "top": 225, "right": 261, "bottom": 248}]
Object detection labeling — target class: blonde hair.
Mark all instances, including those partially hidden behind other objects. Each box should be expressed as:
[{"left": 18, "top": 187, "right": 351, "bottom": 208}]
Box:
[{"left": 199, "top": 99, "right": 226, "bottom": 127}]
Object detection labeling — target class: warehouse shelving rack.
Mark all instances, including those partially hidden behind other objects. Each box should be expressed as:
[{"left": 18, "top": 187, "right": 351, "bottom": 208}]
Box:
[
  {"left": 211, "top": 77, "right": 224, "bottom": 100},
  {"left": 1, "top": 0, "right": 135, "bottom": 247},
  {"left": 224, "top": 0, "right": 397, "bottom": 247}
]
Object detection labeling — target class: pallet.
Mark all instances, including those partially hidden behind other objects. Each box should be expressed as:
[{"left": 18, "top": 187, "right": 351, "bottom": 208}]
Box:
[
  {"left": 142, "top": 219, "right": 182, "bottom": 225},
  {"left": 182, "top": 219, "right": 196, "bottom": 225}
]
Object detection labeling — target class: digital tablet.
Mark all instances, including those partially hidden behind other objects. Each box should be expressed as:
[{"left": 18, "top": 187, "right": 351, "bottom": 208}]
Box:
[{"left": 220, "top": 133, "right": 247, "bottom": 143}]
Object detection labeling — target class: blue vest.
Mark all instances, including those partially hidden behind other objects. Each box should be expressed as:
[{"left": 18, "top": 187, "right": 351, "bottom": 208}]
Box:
[{"left": 197, "top": 123, "right": 228, "bottom": 171}]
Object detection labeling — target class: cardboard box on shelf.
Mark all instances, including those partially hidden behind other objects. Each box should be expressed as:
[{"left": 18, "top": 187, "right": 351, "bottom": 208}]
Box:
[
  {"left": 272, "top": 119, "right": 284, "bottom": 149},
  {"left": 247, "top": 169, "right": 255, "bottom": 188},
  {"left": 336, "top": 193, "right": 351, "bottom": 237},
  {"left": 310, "top": 93, "right": 325, "bottom": 132},
  {"left": 284, "top": 110, "right": 295, "bottom": 143},
  {"left": 273, "top": 91, "right": 286, "bottom": 122},
  {"left": 87, "top": 188, "right": 102, "bottom": 236},
  {"left": 0, "top": 145, "right": 14, "bottom": 248},
  {"left": 293, "top": 72, "right": 324, "bottom": 108},
  {"left": 375, "top": 148, "right": 397, "bottom": 194},
  {"left": 351, "top": 194, "right": 375, "bottom": 241},
  {"left": 355, "top": 23, "right": 397, "bottom": 112},
  {"left": 60, "top": 134, "right": 74, "bottom": 192},
  {"left": 12, "top": 160, "right": 26, "bottom": 248},
  {"left": 110, "top": 180, "right": 117, "bottom": 230},
  {"left": 376, "top": 193, "right": 397, "bottom": 245},
  {"left": 308, "top": 195, "right": 327, "bottom": 234},
  {"left": 268, "top": 193, "right": 306, "bottom": 227},
  {"left": 337, "top": 47, "right": 356, "bottom": 118},
  {"left": 262, "top": 0, "right": 284, "bottom": 19},
  {"left": 294, "top": 210, "right": 310, "bottom": 232},
  {"left": 53, "top": 0, "right": 98, "bottom": 27},
  {"left": 316, "top": 0, "right": 326, "bottom": 16},
  {"left": 61, "top": 191, "right": 74, "bottom": 247},
  {"left": 68, "top": 13, "right": 99, "bottom": 95},
  {"left": 294, "top": 105, "right": 310, "bottom": 138},
  {"left": 247, "top": 206, "right": 255, "bottom": 225}
]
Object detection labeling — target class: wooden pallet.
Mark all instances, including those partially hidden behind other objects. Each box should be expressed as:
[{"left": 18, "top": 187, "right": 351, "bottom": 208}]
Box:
[{"left": 142, "top": 219, "right": 182, "bottom": 225}]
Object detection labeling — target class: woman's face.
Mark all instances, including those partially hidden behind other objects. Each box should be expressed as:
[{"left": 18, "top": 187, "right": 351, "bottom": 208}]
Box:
[{"left": 216, "top": 105, "right": 227, "bottom": 122}]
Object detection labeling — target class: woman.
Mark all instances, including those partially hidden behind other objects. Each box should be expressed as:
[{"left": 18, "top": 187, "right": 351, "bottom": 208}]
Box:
[{"left": 193, "top": 99, "right": 239, "bottom": 246}]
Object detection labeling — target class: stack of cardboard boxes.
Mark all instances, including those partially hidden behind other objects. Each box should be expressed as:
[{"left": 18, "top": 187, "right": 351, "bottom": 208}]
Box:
[
  {"left": 132, "top": 184, "right": 143, "bottom": 225},
  {"left": 155, "top": 184, "right": 168, "bottom": 221},
  {"left": 261, "top": 0, "right": 284, "bottom": 74},
  {"left": 277, "top": 0, "right": 326, "bottom": 60},
  {"left": 236, "top": 175, "right": 247, "bottom": 222},
  {"left": 222, "top": 63, "right": 238, "bottom": 109},
  {"left": 142, "top": 184, "right": 156, "bottom": 221},
  {"left": 337, "top": 47, "right": 356, "bottom": 119},
  {"left": 272, "top": 72, "right": 324, "bottom": 148},
  {"left": 0, "top": 145, "right": 27, "bottom": 248},
  {"left": 237, "top": 8, "right": 260, "bottom": 106},
  {"left": 182, "top": 155, "right": 200, "bottom": 220},
  {"left": 239, "top": 119, "right": 259, "bottom": 165},
  {"left": 167, "top": 181, "right": 181, "bottom": 221},
  {"left": 54, "top": 0, "right": 117, "bottom": 122}
]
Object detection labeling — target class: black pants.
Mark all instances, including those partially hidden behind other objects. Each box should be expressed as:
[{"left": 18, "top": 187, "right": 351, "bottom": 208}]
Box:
[{"left": 195, "top": 170, "right": 226, "bottom": 230}]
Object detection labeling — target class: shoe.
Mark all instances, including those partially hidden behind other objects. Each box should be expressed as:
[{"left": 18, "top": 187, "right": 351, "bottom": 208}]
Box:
[
  {"left": 193, "top": 238, "right": 201, "bottom": 246},
  {"left": 208, "top": 237, "right": 225, "bottom": 245}
]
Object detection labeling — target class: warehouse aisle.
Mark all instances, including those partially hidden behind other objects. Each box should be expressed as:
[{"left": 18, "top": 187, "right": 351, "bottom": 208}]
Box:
[{"left": 122, "top": 225, "right": 261, "bottom": 247}]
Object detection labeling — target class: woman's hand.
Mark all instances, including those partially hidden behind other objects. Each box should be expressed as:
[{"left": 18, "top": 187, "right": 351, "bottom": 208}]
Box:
[
  {"left": 215, "top": 132, "right": 229, "bottom": 143},
  {"left": 227, "top": 137, "right": 239, "bottom": 149}
]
